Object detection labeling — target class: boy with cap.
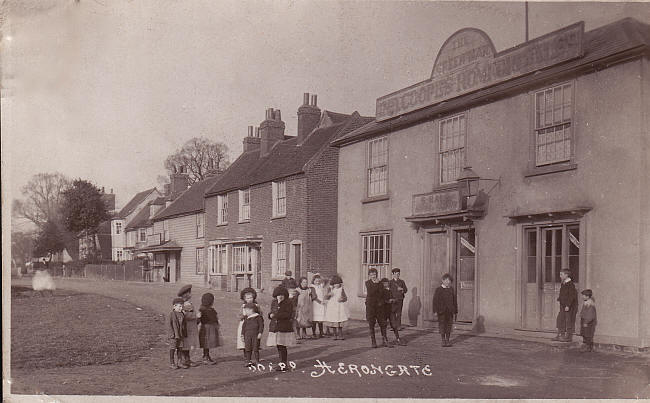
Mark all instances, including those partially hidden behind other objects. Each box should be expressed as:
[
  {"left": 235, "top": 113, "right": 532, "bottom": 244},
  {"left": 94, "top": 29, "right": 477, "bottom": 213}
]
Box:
[
  {"left": 242, "top": 302, "right": 264, "bottom": 367},
  {"left": 432, "top": 273, "right": 458, "bottom": 347},
  {"left": 168, "top": 297, "right": 188, "bottom": 369},
  {"left": 281, "top": 270, "right": 298, "bottom": 290},
  {"left": 579, "top": 289, "right": 597, "bottom": 352},
  {"left": 552, "top": 269, "right": 578, "bottom": 342},
  {"left": 365, "top": 268, "right": 390, "bottom": 348},
  {"left": 178, "top": 284, "right": 201, "bottom": 366},
  {"left": 389, "top": 268, "right": 408, "bottom": 330}
]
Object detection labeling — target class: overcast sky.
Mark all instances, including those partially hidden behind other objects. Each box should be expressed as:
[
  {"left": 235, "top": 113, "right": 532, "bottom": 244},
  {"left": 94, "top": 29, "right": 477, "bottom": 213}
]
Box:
[{"left": 2, "top": 0, "right": 649, "bottom": 216}]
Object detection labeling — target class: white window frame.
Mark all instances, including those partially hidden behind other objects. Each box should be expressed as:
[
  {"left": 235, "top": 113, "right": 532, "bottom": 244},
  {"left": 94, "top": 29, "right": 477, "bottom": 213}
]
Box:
[
  {"left": 217, "top": 194, "right": 228, "bottom": 225},
  {"left": 208, "top": 244, "right": 228, "bottom": 275},
  {"left": 239, "top": 188, "right": 251, "bottom": 222},
  {"left": 360, "top": 232, "right": 391, "bottom": 294},
  {"left": 272, "top": 241, "right": 287, "bottom": 278},
  {"left": 439, "top": 113, "right": 467, "bottom": 184},
  {"left": 196, "top": 213, "right": 204, "bottom": 238},
  {"left": 163, "top": 220, "right": 170, "bottom": 241},
  {"left": 232, "top": 245, "right": 251, "bottom": 273},
  {"left": 196, "top": 247, "right": 205, "bottom": 275},
  {"left": 367, "top": 136, "right": 389, "bottom": 197},
  {"left": 533, "top": 82, "right": 574, "bottom": 167},
  {"left": 272, "top": 181, "right": 286, "bottom": 218}
]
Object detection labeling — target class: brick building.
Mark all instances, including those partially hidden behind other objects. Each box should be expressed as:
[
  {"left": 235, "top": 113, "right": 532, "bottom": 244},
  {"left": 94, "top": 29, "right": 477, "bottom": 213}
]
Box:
[
  {"left": 333, "top": 18, "right": 650, "bottom": 348},
  {"left": 204, "top": 94, "right": 373, "bottom": 292}
]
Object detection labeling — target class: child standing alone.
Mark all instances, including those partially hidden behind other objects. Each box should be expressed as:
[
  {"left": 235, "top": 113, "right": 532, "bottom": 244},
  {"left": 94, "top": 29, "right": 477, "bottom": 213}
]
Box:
[
  {"left": 198, "top": 292, "right": 221, "bottom": 365},
  {"left": 237, "top": 288, "right": 261, "bottom": 355},
  {"left": 432, "top": 273, "right": 458, "bottom": 347},
  {"left": 242, "top": 302, "right": 264, "bottom": 367},
  {"left": 168, "top": 297, "right": 188, "bottom": 369},
  {"left": 579, "top": 289, "right": 597, "bottom": 352}
]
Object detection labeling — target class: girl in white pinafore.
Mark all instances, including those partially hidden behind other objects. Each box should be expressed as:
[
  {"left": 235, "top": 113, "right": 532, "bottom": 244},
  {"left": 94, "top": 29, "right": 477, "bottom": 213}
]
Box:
[
  {"left": 310, "top": 274, "right": 326, "bottom": 338},
  {"left": 323, "top": 275, "right": 349, "bottom": 340}
]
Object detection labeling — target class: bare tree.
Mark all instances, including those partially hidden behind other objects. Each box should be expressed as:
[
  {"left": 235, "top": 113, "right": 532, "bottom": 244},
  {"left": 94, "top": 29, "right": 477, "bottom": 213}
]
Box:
[
  {"left": 164, "top": 137, "right": 230, "bottom": 184},
  {"left": 13, "top": 172, "right": 71, "bottom": 229}
]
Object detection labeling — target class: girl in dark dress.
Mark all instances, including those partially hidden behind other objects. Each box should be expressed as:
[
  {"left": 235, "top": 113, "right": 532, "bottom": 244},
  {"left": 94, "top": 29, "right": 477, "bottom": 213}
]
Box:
[{"left": 266, "top": 286, "right": 296, "bottom": 371}]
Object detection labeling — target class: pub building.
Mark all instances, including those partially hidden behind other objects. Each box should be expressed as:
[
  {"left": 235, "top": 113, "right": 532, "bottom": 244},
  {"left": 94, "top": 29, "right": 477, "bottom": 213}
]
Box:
[{"left": 332, "top": 17, "right": 650, "bottom": 349}]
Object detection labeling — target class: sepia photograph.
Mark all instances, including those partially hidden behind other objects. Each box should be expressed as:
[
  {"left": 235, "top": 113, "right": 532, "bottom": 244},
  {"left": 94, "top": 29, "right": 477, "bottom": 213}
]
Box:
[{"left": 2, "top": 0, "right": 650, "bottom": 401}]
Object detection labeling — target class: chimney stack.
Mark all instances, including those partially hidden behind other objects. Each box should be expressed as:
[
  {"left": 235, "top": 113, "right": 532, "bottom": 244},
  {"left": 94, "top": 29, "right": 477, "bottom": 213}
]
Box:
[
  {"left": 243, "top": 124, "right": 261, "bottom": 152},
  {"left": 259, "top": 107, "right": 285, "bottom": 157},
  {"left": 170, "top": 166, "right": 189, "bottom": 195},
  {"left": 297, "top": 92, "right": 321, "bottom": 145}
]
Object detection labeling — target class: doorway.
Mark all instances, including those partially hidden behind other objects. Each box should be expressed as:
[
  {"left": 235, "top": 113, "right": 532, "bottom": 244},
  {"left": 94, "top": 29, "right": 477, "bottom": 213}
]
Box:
[{"left": 523, "top": 223, "right": 580, "bottom": 330}]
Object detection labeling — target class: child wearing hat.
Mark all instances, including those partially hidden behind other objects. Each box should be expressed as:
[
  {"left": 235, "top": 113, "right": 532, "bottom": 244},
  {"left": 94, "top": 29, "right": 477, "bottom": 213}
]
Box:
[
  {"left": 237, "top": 287, "right": 262, "bottom": 355},
  {"left": 324, "top": 274, "right": 349, "bottom": 340},
  {"left": 178, "top": 284, "right": 201, "bottom": 366},
  {"left": 267, "top": 286, "right": 296, "bottom": 371},
  {"left": 432, "top": 273, "right": 458, "bottom": 347},
  {"left": 242, "top": 302, "right": 264, "bottom": 367},
  {"left": 365, "top": 268, "right": 388, "bottom": 348},
  {"left": 389, "top": 268, "right": 408, "bottom": 330},
  {"left": 579, "top": 289, "right": 597, "bottom": 352},
  {"left": 168, "top": 297, "right": 188, "bottom": 369},
  {"left": 552, "top": 269, "right": 578, "bottom": 342},
  {"left": 199, "top": 292, "right": 221, "bottom": 365},
  {"left": 281, "top": 270, "right": 298, "bottom": 290}
]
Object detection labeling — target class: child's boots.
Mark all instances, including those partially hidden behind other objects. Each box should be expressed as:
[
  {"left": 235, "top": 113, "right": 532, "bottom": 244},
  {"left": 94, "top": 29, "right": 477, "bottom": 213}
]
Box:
[{"left": 369, "top": 327, "right": 378, "bottom": 348}]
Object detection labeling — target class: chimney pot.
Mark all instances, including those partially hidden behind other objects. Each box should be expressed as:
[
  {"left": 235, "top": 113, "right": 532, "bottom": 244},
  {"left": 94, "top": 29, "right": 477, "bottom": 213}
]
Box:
[
  {"left": 255, "top": 127, "right": 260, "bottom": 137},
  {"left": 311, "top": 94, "right": 317, "bottom": 106},
  {"left": 274, "top": 109, "right": 281, "bottom": 121},
  {"left": 248, "top": 125, "right": 253, "bottom": 137},
  {"left": 111, "top": 188, "right": 113, "bottom": 194},
  {"left": 303, "top": 93, "right": 310, "bottom": 105}
]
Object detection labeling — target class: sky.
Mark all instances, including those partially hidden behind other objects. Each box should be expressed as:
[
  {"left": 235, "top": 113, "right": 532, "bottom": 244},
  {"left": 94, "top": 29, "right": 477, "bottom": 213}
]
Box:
[{"left": 2, "top": 0, "right": 649, "bottom": 219}]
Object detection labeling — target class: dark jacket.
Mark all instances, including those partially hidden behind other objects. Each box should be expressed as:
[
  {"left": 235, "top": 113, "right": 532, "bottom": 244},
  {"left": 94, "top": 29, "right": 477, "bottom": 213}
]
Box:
[
  {"left": 381, "top": 287, "right": 393, "bottom": 319},
  {"left": 199, "top": 307, "right": 219, "bottom": 325},
  {"left": 268, "top": 299, "right": 294, "bottom": 333},
  {"left": 365, "top": 280, "right": 384, "bottom": 309},
  {"left": 242, "top": 313, "right": 265, "bottom": 336},
  {"left": 558, "top": 280, "right": 578, "bottom": 310},
  {"left": 389, "top": 279, "right": 408, "bottom": 301},
  {"left": 281, "top": 278, "right": 298, "bottom": 289},
  {"left": 432, "top": 286, "right": 458, "bottom": 315},
  {"left": 168, "top": 311, "right": 187, "bottom": 339},
  {"left": 579, "top": 302, "right": 597, "bottom": 338}
]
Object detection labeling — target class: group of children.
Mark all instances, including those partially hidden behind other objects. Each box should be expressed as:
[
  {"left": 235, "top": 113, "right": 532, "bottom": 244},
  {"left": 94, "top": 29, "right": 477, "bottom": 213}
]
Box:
[{"left": 168, "top": 267, "right": 598, "bottom": 370}]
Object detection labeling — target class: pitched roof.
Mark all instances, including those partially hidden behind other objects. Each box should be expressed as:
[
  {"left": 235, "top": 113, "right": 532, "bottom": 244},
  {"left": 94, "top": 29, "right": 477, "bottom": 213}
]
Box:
[
  {"left": 153, "top": 174, "right": 222, "bottom": 221},
  {"left": 205, "top": 111, "right": 373, "bottom": 196},
  {"left": 333, "top": 17, "right": 650, "bottom": 146},
  {"left": 125, "top": 202, "right": 154, "bottom": 230},
  {"left": 117, "top": 188, "right": 157, "bottom": 219}
]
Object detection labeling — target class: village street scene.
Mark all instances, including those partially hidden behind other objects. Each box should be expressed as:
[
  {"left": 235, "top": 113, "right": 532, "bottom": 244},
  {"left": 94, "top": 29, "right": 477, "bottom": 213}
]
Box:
[{"left": 3, "top": 0, "right": 650, "bottom": 401}]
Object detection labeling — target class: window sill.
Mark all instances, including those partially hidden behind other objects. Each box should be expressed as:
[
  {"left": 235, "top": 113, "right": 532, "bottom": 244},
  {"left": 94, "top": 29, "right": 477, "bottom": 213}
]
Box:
[
  {"left": 271, "top": 215, "right": 286, "bottom": 220},
  {"left": 361, "top": 194, "right": 390, "bottom": 204},
  {"left": 238, "top": 219, "right": 251, "bottom": 224},
  {"left": 216, "top": 223, "right": 228, "bottom": 227},
  {"left": 209, "top": 273, "right": 228, "bottom": 276},
  {"left": 525, "top": 163, "right": 577, "bottom": 178}
]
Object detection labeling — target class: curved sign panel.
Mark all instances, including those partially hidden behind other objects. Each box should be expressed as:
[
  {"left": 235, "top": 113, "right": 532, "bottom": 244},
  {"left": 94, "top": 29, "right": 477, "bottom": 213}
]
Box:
[{"left": 376, "top": 22, "right": 584, "bottom": 122}]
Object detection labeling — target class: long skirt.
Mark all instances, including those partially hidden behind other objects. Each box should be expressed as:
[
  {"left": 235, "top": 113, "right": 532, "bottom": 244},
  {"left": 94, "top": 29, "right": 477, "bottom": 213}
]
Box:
[
  {"left": 296, "top": 292, "right": 313, "bottom": 328},
  {"left": 199, "top": 323, "right": 222, "bottom": 349},
  {"left": 266, "top": 331, "right": 296, "bottom": 347},
  {"left": 182, "top": 321, "right": 200, "bottom": 350}
]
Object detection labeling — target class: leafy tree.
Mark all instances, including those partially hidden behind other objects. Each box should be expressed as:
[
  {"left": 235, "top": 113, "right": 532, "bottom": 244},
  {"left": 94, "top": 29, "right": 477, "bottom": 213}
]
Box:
[
  {"left": 60, "top": 179, "right": 109, "bottom": 259},
  {"left": 12, "top": 172, "right": 71, "bottom": 229},
  {"left": 33, "top": 220, "right": 65, "bottom": 262},
  {"left": 164, "top": 137, "right": 230, "bottom": 184}
]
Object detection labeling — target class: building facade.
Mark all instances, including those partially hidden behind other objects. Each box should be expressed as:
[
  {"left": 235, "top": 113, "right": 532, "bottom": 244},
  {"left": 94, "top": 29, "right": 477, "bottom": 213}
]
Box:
[
  {"left": 110, "top": 187, "right": 162, "bottom": 261},
  {"left": 333, "top": 18, "right": 650, "bottom": 348},
  {"left": 204, "top": 94, "right": 372, "bottom": 292}
]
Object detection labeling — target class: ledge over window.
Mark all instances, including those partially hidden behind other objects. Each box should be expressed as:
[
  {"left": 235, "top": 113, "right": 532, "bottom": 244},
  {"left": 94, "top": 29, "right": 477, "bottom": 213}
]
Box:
[
  {"left": 362, "top": 194, "right": 390, "bottom": 204},
  {"left": 525, "top": 163, "right": 577, "bottom": 178}
]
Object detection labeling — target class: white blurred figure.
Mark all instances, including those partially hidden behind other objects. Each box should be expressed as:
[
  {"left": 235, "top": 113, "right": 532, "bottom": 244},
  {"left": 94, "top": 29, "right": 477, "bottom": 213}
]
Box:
[{"left": 32, "top": 269, "right": 56, "bottom": 296}]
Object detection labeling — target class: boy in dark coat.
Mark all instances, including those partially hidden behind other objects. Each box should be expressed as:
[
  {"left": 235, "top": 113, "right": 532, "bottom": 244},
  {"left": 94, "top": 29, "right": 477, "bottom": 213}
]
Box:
[
  {"left": 388, "top": 268, "right": 408, "bottom": 330},
  {"left": 552, "top": 269, "right": 578, "bottom": 342},
  {"left": 432, "top": 273, "right": 458, "bottom": 347},
  {"left": 381, "top": 278, "right": 405, "bottom": 346},
  {"left": 365, "top": 268, "right": 389, "bottom": 348},
  {"left": 579, "top": 289, "right": 597, "bottom": 352},
  {"left": 168, "top": 297, "right": 188, "bottom": 369},
  {"left": 242, "top": 302, "right": 264, "bottom": 366}
]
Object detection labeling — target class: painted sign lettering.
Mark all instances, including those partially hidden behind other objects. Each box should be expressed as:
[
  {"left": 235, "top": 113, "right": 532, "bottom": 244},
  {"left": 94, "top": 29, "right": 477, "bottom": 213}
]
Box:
[
  {"left": 376, "top": 22, "right": 584, "bottom": 121},
  {"left": 413, "top": 189, "right": 461, "bottom": 216}
]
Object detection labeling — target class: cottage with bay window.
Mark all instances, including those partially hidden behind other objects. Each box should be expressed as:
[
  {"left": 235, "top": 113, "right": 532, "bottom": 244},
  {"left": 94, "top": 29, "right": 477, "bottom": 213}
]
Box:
[
  {"left": 333, "top": 18, "right": 650, "bottom": 349},
  {"left": 204, "top": 93, "right": 373, "bottom": 292}
]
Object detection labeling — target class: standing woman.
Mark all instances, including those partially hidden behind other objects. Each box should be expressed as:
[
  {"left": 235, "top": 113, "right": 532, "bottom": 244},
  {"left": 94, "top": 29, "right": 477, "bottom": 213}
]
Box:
[
  {"left": 295, "top": 277, "right": 313, "bottom": 339},
  {"left": 310, "top": 274, "right": 326, "bottom": 338},
  {"left": 266, "top": 286, "right": 296, "bottom": 371}
]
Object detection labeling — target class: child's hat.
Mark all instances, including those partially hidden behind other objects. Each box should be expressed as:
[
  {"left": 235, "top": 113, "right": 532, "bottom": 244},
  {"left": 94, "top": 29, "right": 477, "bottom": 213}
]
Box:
[
  {"left": 391, "top": 268, "right": 401, "bottom": 273},
  {"left": 581, "top": 289, "right": 593, "bottom": 297},
  {"left": 330, "top": 274, "right": 343, "bottom": 285},
  {"left": 560, "top": 268, "right": 572, "bottom": 275},
  {"left": 172, "top": 297, "right": 184, "bottom": 305},
  {"left": 177, "top": 284, "right": 192, "bottom": 297},
  {"left": 285, "top": 270, "right": 292, "bottom": 276},
  {"left": 272, "top": 286, "right": 289, "bottom": 298},
  {"left": 243, "top": 302, "right": 257, "bottom": 310},
  {"left": 201, "top": 292, "right": 214, "bottom": 306},
  {"left": 240, "top": 287, "right": 257, "bottom": 301}
]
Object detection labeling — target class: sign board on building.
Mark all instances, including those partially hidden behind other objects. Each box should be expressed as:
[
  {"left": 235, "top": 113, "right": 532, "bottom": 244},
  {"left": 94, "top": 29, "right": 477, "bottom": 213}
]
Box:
[
  {"left": 413, "top": 189, "right": 461, "bottom": 216},
  {"left": 376, "top": 22, "right": 584, "bottom": 121}
]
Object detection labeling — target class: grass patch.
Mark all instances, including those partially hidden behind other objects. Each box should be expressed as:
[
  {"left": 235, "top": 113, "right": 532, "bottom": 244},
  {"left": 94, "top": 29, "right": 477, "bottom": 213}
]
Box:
[{"left": 11, "top": 287, "right": 164, "bottom": 369}]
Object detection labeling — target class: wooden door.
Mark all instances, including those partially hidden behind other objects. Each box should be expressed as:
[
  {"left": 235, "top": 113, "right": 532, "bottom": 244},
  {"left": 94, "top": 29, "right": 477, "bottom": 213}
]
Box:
[
  {"left": 455, "top": 229, "right": 475, "bottom": 322},
  {"left": 424, "top": 231, "right": 448, "bottom": 325}
]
